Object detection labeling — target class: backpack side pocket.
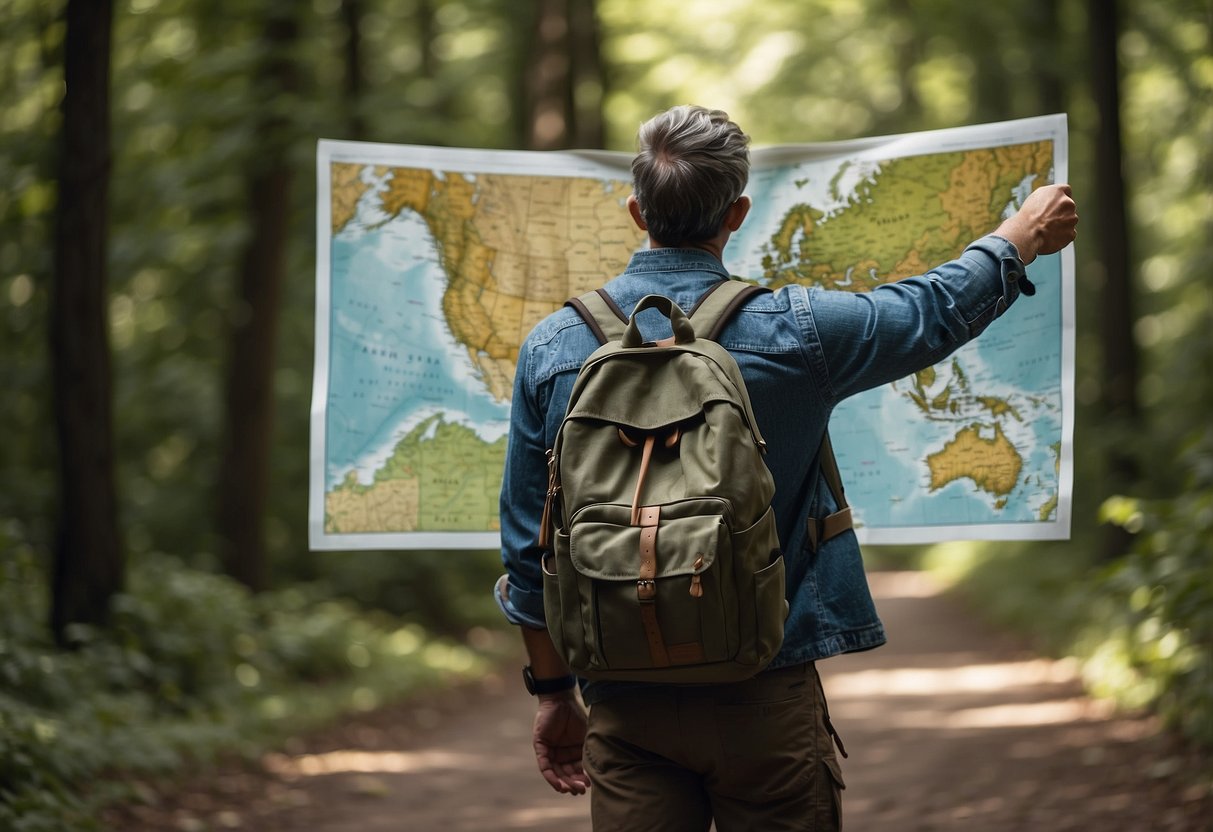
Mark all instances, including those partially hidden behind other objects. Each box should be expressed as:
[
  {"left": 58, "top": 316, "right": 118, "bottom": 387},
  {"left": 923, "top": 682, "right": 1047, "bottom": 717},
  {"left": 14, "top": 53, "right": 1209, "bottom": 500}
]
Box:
[{"left": 730, "top": 505, "right": 786, "bottom": 666}]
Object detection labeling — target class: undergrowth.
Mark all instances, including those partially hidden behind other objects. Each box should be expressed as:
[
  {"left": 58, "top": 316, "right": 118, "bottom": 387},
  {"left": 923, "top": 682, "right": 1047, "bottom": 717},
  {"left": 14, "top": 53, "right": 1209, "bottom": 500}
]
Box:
[{"left": 0, "top": 552, "right": 504, "bottom": 832}]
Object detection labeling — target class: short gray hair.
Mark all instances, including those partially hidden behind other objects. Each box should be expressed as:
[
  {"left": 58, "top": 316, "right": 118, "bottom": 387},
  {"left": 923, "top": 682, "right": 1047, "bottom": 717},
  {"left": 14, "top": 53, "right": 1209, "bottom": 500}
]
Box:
[{"left": 631, "top": 106, "right": 750, "bottom": 246}]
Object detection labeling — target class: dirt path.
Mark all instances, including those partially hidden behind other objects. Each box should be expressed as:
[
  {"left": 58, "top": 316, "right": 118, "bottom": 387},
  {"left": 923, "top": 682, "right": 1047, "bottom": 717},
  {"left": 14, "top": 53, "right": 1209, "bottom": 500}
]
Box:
[{"left": 108, "top": 572, "right": 1211, "bottom": 831}]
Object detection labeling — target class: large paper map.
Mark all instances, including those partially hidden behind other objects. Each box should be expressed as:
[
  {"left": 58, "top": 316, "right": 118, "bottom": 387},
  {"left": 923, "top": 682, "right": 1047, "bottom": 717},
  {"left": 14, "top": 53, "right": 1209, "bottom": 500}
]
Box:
[{"left": 309, "top": 115, "right": 1074, "bottom": 550}]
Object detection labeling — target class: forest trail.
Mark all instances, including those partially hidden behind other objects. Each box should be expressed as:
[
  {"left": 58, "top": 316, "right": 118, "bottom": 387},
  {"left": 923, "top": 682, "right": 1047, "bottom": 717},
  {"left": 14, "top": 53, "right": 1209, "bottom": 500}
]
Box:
[{"left": 108, "top": 571, "right": 1211, "bottom": 831}]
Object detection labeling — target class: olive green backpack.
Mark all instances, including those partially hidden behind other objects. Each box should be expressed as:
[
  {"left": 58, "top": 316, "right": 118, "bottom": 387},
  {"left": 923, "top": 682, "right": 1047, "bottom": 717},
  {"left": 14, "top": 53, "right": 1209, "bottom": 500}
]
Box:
[{"left": 538, "top": 281, "right": 804, "bottom": 683}]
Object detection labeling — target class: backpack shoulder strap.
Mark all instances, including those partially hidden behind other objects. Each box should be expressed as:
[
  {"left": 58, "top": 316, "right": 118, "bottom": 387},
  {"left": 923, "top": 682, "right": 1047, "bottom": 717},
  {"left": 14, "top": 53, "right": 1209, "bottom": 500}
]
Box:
[
  {"left": 565, "top": 288, "right": 629, "bottom": 346},
  {"left": 808, "top": 430, "right": 853, "bottom": 552},
  {"left": 687, "top": 279, "right": 771, "bottom": 341},
  {"left": 686, "top": 279, "right": 853, "bottom": 551}
]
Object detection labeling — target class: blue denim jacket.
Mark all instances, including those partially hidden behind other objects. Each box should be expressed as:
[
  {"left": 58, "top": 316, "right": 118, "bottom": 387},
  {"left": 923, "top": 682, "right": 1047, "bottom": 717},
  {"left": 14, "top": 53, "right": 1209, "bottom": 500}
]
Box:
[{"left": 496, "top": 235, "right": 1031, "bottom": 685}]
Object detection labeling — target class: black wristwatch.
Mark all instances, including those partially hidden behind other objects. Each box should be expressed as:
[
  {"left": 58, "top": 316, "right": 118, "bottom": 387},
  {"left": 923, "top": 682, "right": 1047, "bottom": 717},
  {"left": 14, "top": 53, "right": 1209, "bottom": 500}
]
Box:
[{"left": 523, "top": 665, "right": 577, "bottom": 696}]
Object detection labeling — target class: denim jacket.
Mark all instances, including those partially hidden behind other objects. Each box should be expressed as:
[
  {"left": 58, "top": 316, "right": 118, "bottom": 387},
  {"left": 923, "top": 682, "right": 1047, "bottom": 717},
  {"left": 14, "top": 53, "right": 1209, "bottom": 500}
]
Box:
[{"left": 495, "top": 235, "right": 1031, "bottom": 686}]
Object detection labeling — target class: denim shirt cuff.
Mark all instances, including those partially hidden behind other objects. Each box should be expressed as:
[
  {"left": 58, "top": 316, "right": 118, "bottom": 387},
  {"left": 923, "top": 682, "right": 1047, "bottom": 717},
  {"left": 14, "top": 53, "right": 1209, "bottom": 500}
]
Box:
[
  {"left": 494, "top": 574, "right": 547, "bottom": 629},
  {"left": 980, "top": 233, "right": 1036, "bottom": 298}
]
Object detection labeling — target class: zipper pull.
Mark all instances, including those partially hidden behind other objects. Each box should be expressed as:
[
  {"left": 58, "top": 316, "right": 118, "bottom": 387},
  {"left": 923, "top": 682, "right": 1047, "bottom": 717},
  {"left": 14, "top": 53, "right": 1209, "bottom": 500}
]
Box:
[{"left": 689, "top": 556, "right": 704, "bottom": 597}]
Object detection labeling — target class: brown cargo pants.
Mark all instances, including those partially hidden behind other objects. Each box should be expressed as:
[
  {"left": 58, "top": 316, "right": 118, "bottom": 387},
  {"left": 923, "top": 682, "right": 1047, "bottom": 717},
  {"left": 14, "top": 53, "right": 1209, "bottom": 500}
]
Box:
[{"left": 584, "top": 661, "right": 845, "bottom": 831}]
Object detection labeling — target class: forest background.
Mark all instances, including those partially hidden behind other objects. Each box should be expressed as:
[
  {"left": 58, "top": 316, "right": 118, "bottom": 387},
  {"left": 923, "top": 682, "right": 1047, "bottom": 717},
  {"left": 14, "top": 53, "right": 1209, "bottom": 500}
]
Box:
[{"left": 1, "top": 0, "right": 1210, "bottom": 828}]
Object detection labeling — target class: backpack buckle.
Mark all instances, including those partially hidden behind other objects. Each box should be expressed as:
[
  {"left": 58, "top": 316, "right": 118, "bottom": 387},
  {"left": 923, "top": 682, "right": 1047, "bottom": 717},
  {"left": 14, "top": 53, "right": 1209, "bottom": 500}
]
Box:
[{"left": 636, "top": 579, "right": 656, "bottom": 601}]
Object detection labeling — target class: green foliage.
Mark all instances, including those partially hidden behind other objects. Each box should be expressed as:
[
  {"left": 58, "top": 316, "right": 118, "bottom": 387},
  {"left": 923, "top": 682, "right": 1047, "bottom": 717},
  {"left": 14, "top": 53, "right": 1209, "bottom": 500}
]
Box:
[
  {"left": 317, "top": 549, "right": 505, "bottom": 633},
  {"left": 1088, "top": 430, "right": 1213, "bottom": 744},
  {"left": 0, "top": 551, "right": 497, "bottom": 831}
]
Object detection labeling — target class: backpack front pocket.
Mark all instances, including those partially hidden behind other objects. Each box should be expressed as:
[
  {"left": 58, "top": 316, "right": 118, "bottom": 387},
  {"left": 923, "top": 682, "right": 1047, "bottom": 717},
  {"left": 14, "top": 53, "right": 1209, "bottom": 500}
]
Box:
[{"left": 567, "top": 499, "right": 737, "bottom": 671}]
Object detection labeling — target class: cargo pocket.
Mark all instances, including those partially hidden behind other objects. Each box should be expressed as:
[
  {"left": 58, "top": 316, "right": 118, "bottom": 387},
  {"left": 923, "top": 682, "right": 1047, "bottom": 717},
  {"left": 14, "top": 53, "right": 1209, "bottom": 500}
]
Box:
[{"left": 816, "top": 755, "right": 845, "bottom": 831}]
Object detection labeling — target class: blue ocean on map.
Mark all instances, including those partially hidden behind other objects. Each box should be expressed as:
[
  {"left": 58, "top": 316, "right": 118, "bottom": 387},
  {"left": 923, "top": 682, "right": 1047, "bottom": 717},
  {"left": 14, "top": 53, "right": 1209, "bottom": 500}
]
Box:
[{"left": 325, "top": 211, "right": 510, "bottom": 489}]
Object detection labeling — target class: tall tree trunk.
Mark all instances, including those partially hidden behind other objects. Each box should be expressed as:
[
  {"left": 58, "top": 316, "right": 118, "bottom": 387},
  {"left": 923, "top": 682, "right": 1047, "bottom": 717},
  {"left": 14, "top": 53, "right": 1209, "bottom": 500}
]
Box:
[
  {"left": 1089, "top": 0, "right": 1139, "bottom": 559},
  {"left": 968, "top": 8, "right": 1013, "bottom": 122},
  {"left": 1029, "top": 0, "right": 1066, "bottom": 115},
  {"left": 524, "top": 0, "right": 574, "bottom": 150},
  {"left": 341, "top": 0, "right": 367, "bottom": 140},
  {"left": 520, "top": 0, "right": 603, "bottom": 150},
  {"left": 216, "top": 6, "right": 299, "bottom": 592},
  {"left": 568, "top": 0, "right": 604, "bottom": 148},
  {"left": 418, "top": 0, "right": 438, "bottom": 79},
  {"left": 50, "top": 0, "right": 123, "bottom": 643},
  {"left": 886, "top": 0, "right": 923, "bottom": 130}
]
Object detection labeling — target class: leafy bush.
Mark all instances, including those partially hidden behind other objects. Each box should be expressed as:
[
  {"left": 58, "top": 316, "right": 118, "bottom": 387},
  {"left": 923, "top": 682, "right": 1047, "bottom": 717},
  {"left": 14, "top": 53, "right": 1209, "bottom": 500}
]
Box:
[
  {"left": 1091, "top": 429, "right": 1213, "bottom": 744},
  {"left": 0, "top": 552, "right": 497, "bottom": 832},
  {"left": 315, "top": 549, "right": 505, "bottom": 634}
]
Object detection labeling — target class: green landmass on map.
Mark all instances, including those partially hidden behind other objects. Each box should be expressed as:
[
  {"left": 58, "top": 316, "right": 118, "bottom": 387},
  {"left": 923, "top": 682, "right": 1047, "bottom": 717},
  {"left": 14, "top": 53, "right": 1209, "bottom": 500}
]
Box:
[
  {"left": 325, "top": 415, "right": 506, "bottom": 533},
  {"left": 1037, "top": 442, "right": 1064, "bottom": 521},
  {"left": 763, "top": 141, "right": 1053, "bottom": 291}
]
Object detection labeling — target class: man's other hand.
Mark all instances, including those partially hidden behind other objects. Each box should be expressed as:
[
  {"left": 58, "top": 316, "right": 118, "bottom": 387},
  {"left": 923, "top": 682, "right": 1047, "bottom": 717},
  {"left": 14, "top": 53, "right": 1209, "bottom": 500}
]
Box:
[
  {"left": 995, "top": 183, "right": 1079, "bottom": 264},
  {"left": 533, "top": 690, "right": 590, "bottom": 795}
]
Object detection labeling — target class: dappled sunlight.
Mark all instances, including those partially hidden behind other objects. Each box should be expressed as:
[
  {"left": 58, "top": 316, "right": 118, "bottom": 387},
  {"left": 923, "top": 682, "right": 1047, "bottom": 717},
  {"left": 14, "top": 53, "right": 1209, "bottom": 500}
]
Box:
[
  {"left": 826, "top": 570, "right": 1115, "bottom": 733},
  {"left": 264, "top": 748, "right": 490, "bottom": 778},
  {"left": 828, "top": 657, "right": 1081, "bottom": 697},
  {"left": 835, "top": 697, "right": 1115, "bottom": 731},
  {"left": 944, "top": 698, "right": 1116, "bottom": 729},
  {"left": 502, "top": 805, "right": 596, "bottom": 827},
  {"left": 864, "top": 569, "right": 949, "bottom": 599}
]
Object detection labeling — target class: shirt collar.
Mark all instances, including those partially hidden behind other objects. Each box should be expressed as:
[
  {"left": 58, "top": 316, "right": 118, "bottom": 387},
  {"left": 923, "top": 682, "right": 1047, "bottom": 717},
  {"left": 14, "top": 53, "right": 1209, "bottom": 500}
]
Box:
[{"left": 622, "top": 247, "right": 731, "bottom": 278}]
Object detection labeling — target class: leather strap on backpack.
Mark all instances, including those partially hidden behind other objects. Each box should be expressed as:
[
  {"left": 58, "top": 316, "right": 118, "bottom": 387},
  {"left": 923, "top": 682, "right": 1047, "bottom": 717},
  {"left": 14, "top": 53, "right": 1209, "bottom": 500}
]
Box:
[
  {"left": 566, "top": 281, "right": 770, "bottom": 346},
  {"left": 807, "top": 431, "right": 853, "bottom": 552},
  {"left": 687, "top": 279, "right": 769, "bottom": 340},
  {"left": 566, "top": 288, "right": 628, "bottom": 345}
]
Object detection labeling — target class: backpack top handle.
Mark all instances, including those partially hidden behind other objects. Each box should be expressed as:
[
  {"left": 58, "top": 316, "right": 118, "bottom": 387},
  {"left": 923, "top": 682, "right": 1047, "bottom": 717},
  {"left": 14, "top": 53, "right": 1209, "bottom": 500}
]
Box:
[{"left": 621, "top": 295, "right": 697, "bottom": 348}]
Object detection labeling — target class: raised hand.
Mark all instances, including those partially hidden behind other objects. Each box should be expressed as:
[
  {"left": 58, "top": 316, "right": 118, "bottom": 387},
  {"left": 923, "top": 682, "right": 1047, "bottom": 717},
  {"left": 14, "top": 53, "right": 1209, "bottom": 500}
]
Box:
[{"left": 995, "top": 183, "right": 1079, "bottom": 264}]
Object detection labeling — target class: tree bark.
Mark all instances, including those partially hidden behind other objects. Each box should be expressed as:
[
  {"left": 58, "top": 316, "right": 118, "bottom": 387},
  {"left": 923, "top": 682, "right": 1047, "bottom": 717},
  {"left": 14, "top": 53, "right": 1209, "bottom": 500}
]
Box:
[
  {"left": 341, "top": 0, "right": 367, "bottom": 140},
  {"left": 520, "top": 0, "right": 604, "bottom": 150},
  {"left": 968, "top": 8, "right": 1012, "bottom": 122},
  {"left": 1088, "top": 0, "right": 1140, "bottom": 559},
  {"left": 216, "top": 7, "right": 300, "bottom": 592},
  {"left": 886, "top": 0, "right": 923, "bottom": 129},
  {"left": 569, "top": 0, "right": 605, "bottom": 148},
  {"left": 524, "top": 0, "right": 574, "bottom": 150},
  {"left": 1029, "top": 0, "right": 1066, "bottom": 115},
  {"left": 50, "top": 0, "right": 123, "bottom": 642}
]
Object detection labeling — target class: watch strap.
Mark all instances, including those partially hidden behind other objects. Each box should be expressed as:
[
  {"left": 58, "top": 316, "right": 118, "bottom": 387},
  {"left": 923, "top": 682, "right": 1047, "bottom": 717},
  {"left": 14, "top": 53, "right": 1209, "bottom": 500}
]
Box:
[{"left": 523, "top": 665, "right": 576, "bottom": 696}]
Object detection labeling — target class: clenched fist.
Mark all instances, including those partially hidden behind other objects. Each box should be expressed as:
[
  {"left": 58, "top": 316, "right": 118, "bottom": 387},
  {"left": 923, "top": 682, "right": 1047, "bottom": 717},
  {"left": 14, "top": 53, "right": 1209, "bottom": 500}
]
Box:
[{"left": 994, "top": 183, "right": 1079, "bottom": 264}]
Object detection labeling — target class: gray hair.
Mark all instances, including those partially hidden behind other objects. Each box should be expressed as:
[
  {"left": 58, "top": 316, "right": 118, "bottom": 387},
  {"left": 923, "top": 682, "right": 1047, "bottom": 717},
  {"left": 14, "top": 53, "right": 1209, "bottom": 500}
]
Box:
[{"left": 631, "top": 105, "right": 750, "bottom": 246}]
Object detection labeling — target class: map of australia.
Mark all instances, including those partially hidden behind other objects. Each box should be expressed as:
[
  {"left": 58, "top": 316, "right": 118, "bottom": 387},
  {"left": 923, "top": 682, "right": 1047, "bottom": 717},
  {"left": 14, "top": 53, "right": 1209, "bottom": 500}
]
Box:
[{"left": 310, "top": 115, "right": 1074, "bottom": 549}]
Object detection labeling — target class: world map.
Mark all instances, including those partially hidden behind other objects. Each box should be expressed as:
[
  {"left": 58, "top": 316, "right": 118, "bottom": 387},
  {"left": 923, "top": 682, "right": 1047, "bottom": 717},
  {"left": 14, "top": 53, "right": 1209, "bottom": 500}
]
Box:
[{"left": 309, "top": 116, "right": 1074, "bottom": 550}]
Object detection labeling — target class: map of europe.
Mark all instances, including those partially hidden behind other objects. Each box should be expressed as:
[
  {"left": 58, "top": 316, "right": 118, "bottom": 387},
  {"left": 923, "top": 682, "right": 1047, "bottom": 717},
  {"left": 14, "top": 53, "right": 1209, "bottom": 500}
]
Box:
[{"left": 309, "top": 115, "right": 1074, "bottom": 549}]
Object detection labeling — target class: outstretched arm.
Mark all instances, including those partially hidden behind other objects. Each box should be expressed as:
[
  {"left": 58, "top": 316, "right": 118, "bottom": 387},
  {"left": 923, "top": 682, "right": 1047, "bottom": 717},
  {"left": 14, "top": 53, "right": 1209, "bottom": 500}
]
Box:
[
  {"left": 992, "top": 183, "right": 1079, "bottom": 264},
  {"left": 807, "top": 183, "right": 1079, "bottom": 401}
]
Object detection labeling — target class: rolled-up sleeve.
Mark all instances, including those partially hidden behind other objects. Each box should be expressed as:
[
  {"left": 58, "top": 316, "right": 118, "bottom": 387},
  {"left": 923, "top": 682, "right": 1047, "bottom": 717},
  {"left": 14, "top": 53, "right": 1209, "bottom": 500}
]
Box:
[
  {"left": 801, "top": 234, "right": 1032, "bottom": 402},
  {"left": 494, "top": 338, "right": 549, "bottom": 630}
]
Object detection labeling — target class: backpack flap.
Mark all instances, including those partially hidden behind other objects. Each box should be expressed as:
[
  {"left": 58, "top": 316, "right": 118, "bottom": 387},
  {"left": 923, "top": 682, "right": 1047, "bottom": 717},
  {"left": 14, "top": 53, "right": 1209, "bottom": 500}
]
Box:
[{"left": 568, "top": 500, "right": 726, "bottom": 580}]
